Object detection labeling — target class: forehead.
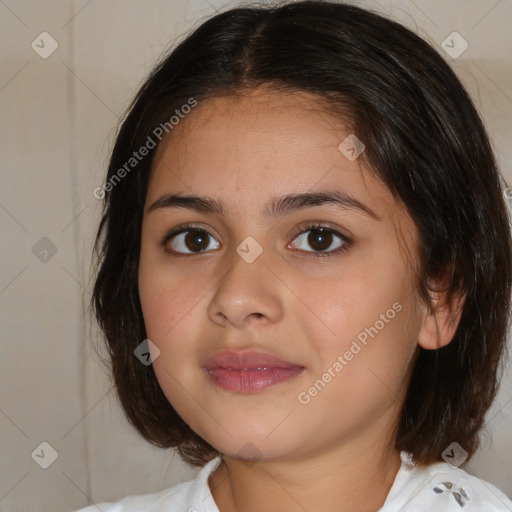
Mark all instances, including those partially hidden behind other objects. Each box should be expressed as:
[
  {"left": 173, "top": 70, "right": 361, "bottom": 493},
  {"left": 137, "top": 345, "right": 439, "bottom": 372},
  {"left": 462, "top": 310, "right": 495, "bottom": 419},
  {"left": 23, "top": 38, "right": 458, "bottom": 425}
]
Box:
[{"left": 148, "top": 87, "right": 403, "bottom": 224}]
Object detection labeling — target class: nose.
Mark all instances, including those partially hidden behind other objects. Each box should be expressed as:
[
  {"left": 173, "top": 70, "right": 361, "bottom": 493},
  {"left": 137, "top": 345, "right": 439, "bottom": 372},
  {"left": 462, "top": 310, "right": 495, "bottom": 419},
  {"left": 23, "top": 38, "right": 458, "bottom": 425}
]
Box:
[{"left": 207, "top": 244, "right": 284, "bottom": 328}]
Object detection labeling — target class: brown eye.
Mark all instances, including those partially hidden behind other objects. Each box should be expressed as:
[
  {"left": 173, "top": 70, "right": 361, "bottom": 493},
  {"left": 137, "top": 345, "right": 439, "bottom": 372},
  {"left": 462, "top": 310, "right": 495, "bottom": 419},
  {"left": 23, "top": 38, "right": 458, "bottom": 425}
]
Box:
[
  {"left": 290, "top": 225, "right": 350, "bottom": 256},
  {"left": 164, "top": 227, "right": 220, "bottom": 254},
  {"left": 306, "top": 229, "right": 334, "bottom": 251}
]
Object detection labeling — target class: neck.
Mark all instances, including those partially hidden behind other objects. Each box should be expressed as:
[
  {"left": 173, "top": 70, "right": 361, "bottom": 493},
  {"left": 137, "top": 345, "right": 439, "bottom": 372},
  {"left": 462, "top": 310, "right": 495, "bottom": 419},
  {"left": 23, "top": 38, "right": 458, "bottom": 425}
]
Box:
[{"left": 208, "top": 439, "right": 402, "bottom": 512}]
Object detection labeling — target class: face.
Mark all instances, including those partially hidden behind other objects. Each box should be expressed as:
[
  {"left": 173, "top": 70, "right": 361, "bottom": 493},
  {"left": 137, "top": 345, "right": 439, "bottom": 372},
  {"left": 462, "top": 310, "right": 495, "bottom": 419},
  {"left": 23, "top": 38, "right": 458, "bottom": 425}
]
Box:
[{"left": 138, "top": 87, "right": 426, "bottom": 463}]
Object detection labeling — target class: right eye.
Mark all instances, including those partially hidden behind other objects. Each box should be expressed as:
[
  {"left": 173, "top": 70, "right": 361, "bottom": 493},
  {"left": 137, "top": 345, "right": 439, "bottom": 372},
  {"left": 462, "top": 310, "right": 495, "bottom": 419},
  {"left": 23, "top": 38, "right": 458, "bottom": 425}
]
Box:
[{"left": 160, "top": 224, "right": 221, "bottom": 255}]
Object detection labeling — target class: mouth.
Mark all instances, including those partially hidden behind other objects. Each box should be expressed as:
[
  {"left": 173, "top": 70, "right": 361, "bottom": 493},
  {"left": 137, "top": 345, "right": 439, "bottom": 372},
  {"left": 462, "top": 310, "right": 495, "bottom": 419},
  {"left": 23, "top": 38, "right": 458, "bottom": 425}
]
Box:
[{"left": 203, "top": 349, "right": 305, "bottom": 393}]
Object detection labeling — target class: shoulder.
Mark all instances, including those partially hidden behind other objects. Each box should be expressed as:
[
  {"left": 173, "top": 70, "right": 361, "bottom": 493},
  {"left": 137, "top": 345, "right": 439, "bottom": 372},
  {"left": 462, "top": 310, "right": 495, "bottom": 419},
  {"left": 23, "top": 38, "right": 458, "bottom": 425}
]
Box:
[
  {"left": 71, "top": 481, "right": 192, "bottom": 512},
  {"left": 70, "top": 456, "right": 222, "bottom": 512},
  {"left": 382, "top": 452, "right": 512, "bottom": 512}
]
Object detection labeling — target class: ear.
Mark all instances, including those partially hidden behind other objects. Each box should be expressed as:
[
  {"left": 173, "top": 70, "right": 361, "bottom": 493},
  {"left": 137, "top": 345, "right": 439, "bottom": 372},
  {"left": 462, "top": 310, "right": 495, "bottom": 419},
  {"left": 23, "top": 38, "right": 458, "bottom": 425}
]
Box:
[{"left": 417, "top": 281, "right": 466, "bottom": 351}]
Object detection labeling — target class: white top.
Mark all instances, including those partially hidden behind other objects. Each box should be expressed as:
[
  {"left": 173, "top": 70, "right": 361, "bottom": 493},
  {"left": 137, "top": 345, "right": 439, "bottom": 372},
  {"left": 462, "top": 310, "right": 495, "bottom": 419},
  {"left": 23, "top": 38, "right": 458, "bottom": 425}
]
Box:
[{"left": 72, "top": 451, "right": 512, "bottom": 511}]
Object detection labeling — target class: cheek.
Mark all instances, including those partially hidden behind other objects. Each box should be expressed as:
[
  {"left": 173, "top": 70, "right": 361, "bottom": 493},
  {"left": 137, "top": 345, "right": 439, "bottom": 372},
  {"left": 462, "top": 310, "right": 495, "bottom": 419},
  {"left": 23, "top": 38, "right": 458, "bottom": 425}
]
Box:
[
  {"left": 138, "top": 268, "right": 206, "bottom": 416},
  {"left": 303, "top": 268, "right": 403, "bottom": 345},
  {"left": 138, "top": 260, "right": 203, "bottom": 350},
  {"left": 300, "top": 252, "right": 418, "bottom": 382}
]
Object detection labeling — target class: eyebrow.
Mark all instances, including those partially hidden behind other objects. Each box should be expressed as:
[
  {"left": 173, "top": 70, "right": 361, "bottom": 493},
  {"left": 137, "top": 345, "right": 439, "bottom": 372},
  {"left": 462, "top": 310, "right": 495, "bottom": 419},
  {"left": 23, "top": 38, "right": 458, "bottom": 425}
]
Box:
[{"left": 147, "top": 189, "right": 383, "bottom": 221}]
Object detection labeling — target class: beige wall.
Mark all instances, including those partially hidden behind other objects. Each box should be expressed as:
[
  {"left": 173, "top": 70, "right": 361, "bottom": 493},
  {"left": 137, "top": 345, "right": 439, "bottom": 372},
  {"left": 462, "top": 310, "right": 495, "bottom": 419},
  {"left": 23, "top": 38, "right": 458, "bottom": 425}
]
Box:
[{"left": 0, "top": 1, "right": 511, "bottom": 510}]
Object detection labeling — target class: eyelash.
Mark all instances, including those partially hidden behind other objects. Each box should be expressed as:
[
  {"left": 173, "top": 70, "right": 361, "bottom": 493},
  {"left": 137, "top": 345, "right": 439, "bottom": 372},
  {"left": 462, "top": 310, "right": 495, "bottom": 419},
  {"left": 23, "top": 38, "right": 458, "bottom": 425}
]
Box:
[{"left": 159, "top": 222, "right": 353, "bottom": 258}]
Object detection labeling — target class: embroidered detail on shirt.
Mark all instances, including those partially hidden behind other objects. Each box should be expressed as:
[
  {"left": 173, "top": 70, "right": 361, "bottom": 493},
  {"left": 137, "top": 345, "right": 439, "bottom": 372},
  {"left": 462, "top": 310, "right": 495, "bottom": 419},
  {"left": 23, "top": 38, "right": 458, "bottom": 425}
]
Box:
[{"left": 432, "top": 481, "right": 470, "bottom": 507}]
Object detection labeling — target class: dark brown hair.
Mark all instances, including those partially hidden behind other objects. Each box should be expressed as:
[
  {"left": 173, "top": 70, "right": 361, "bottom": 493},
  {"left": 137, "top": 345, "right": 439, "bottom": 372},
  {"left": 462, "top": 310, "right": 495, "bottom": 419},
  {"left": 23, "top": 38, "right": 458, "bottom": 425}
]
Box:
[{"left": 90, "top": 0, "right": 512, "bottom": 467}]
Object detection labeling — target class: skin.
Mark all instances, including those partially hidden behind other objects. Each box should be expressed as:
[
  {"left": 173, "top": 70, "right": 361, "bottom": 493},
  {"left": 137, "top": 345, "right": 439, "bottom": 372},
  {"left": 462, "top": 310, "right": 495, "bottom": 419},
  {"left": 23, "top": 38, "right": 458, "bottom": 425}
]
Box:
[{"left": 138, "top": 85, "right": 463, "bottom": 512}]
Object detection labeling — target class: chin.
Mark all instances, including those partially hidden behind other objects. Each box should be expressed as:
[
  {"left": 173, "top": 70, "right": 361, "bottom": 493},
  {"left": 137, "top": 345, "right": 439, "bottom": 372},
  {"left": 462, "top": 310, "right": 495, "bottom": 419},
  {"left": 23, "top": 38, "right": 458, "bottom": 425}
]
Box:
[{"left": 199, "top": 426, "right": 302, "bottom": 463}]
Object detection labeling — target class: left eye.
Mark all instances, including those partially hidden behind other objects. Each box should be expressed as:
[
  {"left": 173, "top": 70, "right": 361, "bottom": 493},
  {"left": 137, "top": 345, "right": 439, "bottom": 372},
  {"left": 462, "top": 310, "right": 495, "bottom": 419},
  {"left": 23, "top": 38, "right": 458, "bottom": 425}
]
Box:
[{"left": 289, "top": 226, "right": 347, "bottom": 254}]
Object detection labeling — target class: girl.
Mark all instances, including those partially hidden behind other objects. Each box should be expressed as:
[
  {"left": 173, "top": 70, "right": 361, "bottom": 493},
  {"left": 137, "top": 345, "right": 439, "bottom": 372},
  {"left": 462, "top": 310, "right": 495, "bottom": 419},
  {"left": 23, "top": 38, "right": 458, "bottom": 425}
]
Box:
[{"left": 76, "top": 1, "right": 512, "bottom": 510}]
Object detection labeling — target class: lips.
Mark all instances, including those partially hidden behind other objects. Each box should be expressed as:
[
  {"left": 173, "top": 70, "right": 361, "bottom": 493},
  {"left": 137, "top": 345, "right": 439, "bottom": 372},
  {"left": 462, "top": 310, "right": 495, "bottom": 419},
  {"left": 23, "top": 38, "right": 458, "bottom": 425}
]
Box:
[
  {"left": 203, "top": 350, "right": 305, "bottom": 392},
  {"left": 204, "top": 349, "right": 302, "bottom": 370}
]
